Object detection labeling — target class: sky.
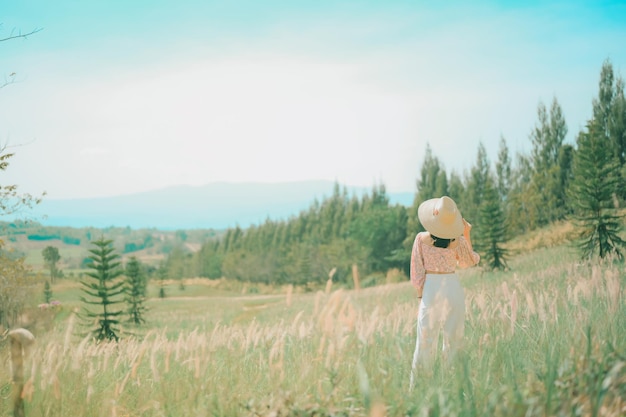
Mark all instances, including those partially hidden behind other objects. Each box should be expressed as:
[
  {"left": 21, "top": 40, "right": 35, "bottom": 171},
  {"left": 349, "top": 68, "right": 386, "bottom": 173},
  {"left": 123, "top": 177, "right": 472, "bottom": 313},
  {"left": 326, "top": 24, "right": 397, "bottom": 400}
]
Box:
[{"left": 1, "top": 0, "right": 626, "bottom": 200}]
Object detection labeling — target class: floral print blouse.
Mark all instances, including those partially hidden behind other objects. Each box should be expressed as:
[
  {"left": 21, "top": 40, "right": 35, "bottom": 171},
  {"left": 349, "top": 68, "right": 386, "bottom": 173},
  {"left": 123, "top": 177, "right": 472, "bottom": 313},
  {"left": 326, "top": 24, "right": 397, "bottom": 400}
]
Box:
[{"left": 410, "top": 232, "right": 480, "bottom": 291}]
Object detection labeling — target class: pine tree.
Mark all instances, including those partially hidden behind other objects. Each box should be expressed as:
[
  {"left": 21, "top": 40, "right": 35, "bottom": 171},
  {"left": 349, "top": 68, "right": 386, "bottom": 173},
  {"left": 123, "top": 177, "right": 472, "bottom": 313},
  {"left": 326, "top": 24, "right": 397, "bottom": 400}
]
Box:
[
  {"left": 199, "top": 240, "right": 222, "bottom": 279},
  {"left": 592, "top": 59, "right": 626, "bottom": 200},
  {"left": 464, "top": 142, "right": 491, "bottom": 237},
  {"left": 80, "top": 238, "right": 125, "bottom": 342},
  {"left": 477, "top": 177, "right": 509, "bottom": 270},
  {"left": 350, "top": 196, "right": 407, "bottom": 272},
  {"left": 447, "top": 171, "right": 465, "bottom": 202},
  {"left": 527, "top": 98, "right": 569, "bottom": 225},
  {"left": 125, "top": 257, "right": 147, "bottom": 325},
  {"left": 157, "top": 265, "right": 167, "bottom": 299},
  {"left": 556, "top": 144, "right": 575, "bottom": 217},
  {"left": 405, "top": 144, "right": 449, "bottom": 251},
  {"left": 495, "top": 136, "right": 512, "bottom": 203},
  {"left": 43, "top": 280, "right": 53, "bottom": 304},
  {"left": 569, "top": 120, "right": 626, "bottom": 260},
  {"left": 611, "top": 77, "right": 626, "bottom": 168},
  {"left": 166, "top": 246, "right": 186, "bottom": 290},
  {"left": 507, "top": 153, "right": 535, "bottom": 234}
]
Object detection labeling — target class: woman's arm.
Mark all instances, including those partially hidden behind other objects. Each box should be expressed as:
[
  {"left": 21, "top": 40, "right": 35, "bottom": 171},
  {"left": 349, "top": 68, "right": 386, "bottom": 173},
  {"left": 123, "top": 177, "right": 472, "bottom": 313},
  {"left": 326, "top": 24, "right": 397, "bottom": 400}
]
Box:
[{"left": 456, "top": 219, "right": 480, "bottom": 268}]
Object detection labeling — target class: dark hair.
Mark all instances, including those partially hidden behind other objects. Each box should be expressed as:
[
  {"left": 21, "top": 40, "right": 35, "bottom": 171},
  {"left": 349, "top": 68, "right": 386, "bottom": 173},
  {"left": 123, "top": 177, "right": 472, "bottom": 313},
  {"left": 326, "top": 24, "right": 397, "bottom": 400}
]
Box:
[{"left": 431, "top": 234, "right": 455, "bottom": 248}]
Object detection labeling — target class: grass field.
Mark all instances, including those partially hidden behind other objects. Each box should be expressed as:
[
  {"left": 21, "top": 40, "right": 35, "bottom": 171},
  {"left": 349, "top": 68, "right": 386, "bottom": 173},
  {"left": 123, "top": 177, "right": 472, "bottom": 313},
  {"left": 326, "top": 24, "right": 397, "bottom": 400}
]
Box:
[{"left": 1, "top": 243, "right": 625, "bottom": 416}]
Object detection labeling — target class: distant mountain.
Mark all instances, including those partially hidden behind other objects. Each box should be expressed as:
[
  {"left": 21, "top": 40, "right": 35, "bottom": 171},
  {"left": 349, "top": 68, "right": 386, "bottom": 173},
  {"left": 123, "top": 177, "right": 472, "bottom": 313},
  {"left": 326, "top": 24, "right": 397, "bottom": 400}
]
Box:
[{"left": 25, "top": 181, "right": 415, "bottom": 230}]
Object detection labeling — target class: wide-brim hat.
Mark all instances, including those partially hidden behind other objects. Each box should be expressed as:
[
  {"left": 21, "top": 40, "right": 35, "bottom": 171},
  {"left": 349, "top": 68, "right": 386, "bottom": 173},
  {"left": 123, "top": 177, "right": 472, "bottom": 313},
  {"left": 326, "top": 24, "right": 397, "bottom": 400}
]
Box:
[{"left": 418, "top": 196, "right": 464, "bottom": 239}]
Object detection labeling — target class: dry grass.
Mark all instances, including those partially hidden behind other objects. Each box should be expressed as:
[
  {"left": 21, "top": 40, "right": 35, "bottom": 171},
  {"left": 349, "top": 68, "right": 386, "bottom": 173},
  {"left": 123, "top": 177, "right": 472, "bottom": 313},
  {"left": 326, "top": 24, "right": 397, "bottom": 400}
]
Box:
[
  {"left": 504, "top": 220, "right": 576, "bottom": 254},
  {"left": 1, "top": 247, "right": 625, "bottom": 416}
]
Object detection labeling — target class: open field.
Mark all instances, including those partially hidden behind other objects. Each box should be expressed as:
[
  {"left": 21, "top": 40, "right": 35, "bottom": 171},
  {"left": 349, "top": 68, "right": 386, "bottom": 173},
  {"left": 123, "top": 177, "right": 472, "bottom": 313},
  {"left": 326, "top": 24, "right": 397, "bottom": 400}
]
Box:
[
  {"left": 0, "top": 223, "right": 219, "bottom": 272},
  {"left": 1, "top": 244, "right": 625, "bottom": 416}
]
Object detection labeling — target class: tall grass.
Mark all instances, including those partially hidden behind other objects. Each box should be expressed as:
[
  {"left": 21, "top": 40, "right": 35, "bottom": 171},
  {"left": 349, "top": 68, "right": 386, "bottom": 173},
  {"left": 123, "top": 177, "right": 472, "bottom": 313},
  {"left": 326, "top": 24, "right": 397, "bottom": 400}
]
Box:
[{"left": 1, "top": 245, "right": 624, "bottom": 416}]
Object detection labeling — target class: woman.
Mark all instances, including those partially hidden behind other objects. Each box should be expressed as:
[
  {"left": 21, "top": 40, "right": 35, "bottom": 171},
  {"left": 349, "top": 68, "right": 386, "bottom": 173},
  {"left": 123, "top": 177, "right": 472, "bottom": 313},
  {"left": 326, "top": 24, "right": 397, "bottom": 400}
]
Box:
[{"left": 409, "top": 196, "right": 479, "bottom": 385}]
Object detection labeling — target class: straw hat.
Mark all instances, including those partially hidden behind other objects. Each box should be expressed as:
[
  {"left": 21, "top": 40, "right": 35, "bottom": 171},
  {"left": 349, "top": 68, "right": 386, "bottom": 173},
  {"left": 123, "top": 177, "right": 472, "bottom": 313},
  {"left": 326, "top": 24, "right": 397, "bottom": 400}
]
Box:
[{"left": 418, "top": 196, "right": 464, "bottom": 239}]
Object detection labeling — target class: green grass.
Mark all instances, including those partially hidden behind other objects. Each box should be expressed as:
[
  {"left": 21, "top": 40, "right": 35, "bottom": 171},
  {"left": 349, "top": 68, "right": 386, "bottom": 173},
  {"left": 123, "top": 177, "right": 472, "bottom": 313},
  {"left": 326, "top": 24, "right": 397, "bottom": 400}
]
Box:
[
  {"left": 17, "top": 242, "right": 87, "bottom": 270},
  {"left": 1, "top": 244, "right": 625, "bottom": 417}
]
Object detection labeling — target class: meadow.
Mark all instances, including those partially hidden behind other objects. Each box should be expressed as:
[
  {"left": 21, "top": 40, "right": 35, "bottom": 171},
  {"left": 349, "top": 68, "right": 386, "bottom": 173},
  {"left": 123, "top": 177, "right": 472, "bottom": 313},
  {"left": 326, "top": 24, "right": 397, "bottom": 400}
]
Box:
[{"left": 1, "top": 243, "right": 625, "bottom": 417}]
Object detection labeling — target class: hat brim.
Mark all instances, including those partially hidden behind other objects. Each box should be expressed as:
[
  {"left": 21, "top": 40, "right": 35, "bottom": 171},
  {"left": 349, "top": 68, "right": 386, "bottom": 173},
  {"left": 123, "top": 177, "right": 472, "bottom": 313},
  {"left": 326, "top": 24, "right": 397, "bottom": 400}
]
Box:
[{"left": 418, "top": 198, "right": 464, "bottom": 239}]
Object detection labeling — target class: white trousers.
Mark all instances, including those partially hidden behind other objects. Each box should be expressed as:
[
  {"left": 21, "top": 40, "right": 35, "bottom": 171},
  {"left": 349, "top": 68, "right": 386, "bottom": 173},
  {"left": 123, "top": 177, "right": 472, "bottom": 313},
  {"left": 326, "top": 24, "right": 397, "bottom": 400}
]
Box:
[{"left": 410, "top": 273, "right": 465, "bottom": 384}]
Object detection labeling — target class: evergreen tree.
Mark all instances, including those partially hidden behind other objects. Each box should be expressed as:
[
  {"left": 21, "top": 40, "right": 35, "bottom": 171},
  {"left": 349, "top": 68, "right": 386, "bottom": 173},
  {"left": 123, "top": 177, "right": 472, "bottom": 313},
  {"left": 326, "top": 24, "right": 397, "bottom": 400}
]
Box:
[
  {"left": 611, "top": 76, "right": 626, "bottom": 168},
  {"left": 593, "top": 59, "right": 616, "bottom": 137},
  {"left": 527, "top": 98, "right": 569, "bottom": 225},
  {"left": 592, "top": 59, "right": 626, "bottom": 200},
  {"left": 157, "top": 264, "right": 167, "bottom": 299},
  {"left": 405, "top": 144, "right": 448, "bottom": 250},
  {"left": 464, "top": 142, "right": 490, "bottom": 236},
  {"left": 319, "top": 182, "right": 344, "bottom": 242},
  {"left": 43, "top": 280, "right": 53, "bottom": 304},
  {"left": 290, "top": 242, "right": 314, "bottom": 285},
  {"left": 447, "top": 171, "right": 465, "bottom": 203},
  {"left": 556, "top": 143, "right": 575, "bottom": 217},
  {"left": 200, "top": 241, "right": 222, "bottom": 279},
  {"left": 495, "top": 136, "right": 512, "bottom": 202},
  {"left": 80, "top": 238, "right": 125, "bottom": 342},
  {"left": 476, "top": 176, "right": 509, "bottom": 270},
  {"left": 569, "top": 120, "right": 626, "bottom": 260},
  {"left": 350, "top": 200, "right": 407, "bottom": 272},
  {"left": 507, "top": 153, "right": 534, "bottom": 234},
  {"left": 196, "top": 240, "right": 215, "bottom": 278},
  {"left": 166, "top": 246, "right": 187, "bottom": 290},
  {"left": 125, "top": 257, "right": 147, "bottom": 325}
]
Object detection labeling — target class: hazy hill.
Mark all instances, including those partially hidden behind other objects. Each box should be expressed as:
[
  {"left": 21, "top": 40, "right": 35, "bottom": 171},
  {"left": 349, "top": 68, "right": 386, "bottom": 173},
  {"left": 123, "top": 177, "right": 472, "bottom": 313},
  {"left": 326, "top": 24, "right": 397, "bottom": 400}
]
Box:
[{"left": 25, "top": 181, "right": 414, "bottom": 230}]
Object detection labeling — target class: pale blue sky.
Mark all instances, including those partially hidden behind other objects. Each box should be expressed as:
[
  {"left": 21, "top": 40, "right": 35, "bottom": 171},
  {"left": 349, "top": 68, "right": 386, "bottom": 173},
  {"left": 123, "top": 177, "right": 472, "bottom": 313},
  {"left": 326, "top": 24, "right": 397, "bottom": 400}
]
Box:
[{"left": 1, "top": 0, "right": 625, "bottom": 199}]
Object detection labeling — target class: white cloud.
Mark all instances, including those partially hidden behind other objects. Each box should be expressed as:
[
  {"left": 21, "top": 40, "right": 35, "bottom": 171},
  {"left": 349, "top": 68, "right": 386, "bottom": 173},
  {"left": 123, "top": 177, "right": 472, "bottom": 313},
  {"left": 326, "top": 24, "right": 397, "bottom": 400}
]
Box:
[
  {"left": 79, "top": 147, "right": 110, "bottom": 156},
  {"left": 2, "top": 53, "right": 425, "bottom": 197}
]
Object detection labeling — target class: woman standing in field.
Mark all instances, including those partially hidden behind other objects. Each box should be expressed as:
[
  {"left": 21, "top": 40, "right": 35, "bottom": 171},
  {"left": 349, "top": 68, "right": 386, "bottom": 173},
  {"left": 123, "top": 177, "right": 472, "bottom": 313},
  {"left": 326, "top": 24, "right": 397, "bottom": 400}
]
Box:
[{"left": 409, "top": 196, "right": 480, "bottom": 386}]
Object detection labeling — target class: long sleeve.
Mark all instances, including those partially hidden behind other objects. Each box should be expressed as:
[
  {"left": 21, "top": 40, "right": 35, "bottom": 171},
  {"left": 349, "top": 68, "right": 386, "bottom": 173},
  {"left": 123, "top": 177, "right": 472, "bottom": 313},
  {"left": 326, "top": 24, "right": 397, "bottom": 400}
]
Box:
[
  {"left": 455, "top": 236, "right": 480, "bottom": 268},
  {"left": 410, "top": 232, "right": 426, "bottom": 293}
]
